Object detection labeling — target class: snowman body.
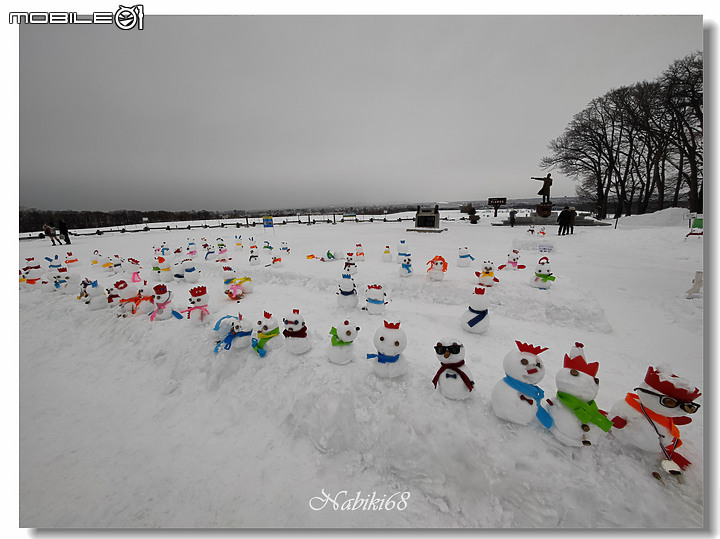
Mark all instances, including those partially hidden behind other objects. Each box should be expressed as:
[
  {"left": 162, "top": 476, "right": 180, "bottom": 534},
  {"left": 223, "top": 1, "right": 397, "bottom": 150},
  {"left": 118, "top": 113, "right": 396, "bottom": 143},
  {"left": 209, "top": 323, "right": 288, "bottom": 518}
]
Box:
[
  {"left": 328, "top": 319, "right": 360, "bottom": 365},
  {"left": 460, "top": 287, "right": 490, "bottom": 334}
]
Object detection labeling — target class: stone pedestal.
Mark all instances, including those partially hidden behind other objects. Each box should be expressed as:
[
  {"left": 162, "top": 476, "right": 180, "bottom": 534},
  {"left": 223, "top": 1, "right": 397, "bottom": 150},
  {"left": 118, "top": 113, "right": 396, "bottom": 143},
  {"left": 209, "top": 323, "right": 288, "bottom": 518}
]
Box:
[{"left": 535, "top": 203, "right": 553, "bottom": 218}]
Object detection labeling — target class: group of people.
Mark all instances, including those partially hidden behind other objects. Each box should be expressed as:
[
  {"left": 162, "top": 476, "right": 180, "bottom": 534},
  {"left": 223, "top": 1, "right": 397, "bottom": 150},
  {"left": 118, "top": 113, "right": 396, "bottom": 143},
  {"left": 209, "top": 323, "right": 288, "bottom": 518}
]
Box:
[
  {"left": 42, "top": 220, "right": 71, "bottom": 246},
  {"left": 556, "top": 206, "right": 577, "bottom": 235}
]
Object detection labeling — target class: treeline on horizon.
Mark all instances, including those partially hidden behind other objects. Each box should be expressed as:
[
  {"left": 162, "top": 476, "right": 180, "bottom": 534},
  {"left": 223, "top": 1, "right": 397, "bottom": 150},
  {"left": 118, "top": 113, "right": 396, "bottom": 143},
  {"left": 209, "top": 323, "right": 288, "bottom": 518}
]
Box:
[{"left": 541, "top": 51, "right": 702, "bottom": 219}]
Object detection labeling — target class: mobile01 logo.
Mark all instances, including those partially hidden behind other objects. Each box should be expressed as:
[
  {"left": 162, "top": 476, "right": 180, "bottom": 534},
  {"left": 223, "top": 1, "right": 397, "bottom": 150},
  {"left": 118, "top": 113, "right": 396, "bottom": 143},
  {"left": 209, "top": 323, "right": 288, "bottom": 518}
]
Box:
[{"left": 9, "top": 5, "right": 144, "bottom": 30}]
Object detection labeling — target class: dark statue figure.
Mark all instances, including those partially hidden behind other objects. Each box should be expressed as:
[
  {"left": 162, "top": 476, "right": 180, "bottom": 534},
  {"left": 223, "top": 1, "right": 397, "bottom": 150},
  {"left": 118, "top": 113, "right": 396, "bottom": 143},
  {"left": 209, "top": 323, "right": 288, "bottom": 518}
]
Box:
[{"left": 531, "top": 173, "right": 553, "bottom": 204}]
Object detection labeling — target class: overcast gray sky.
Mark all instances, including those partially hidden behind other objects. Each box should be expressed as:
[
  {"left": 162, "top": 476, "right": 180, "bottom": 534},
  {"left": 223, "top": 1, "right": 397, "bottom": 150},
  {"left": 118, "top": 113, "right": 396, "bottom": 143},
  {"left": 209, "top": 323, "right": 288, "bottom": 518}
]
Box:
[{"left": 18, "top": 14, "right": 702, "bottom": 212}]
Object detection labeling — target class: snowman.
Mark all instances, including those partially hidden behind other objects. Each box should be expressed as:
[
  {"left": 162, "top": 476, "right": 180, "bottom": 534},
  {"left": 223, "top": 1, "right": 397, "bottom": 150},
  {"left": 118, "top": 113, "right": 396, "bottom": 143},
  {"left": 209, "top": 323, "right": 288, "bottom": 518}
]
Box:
[
  {"left": 363, "top": 284, "right": 387, "bottom": 315},
  {"left": 182, "top": 286, "right": 211, "bottom": 325},
  {"left": 114, "top": 280, "right": 141, "bottom": 317},
  {"left": 343, "top": 253, "right": 357, "bottom": 275},
  {"left": 426, "top": 256, "right": 448, "bottom": 281},
  {"left": 460, "top": 286, "right": 490, "bottom": 334},
  {"left": 399, "top": 257, "right": 413, "bottom": 278},
  {"left": 432, "top": 338, "right": 475, "bottom": 400},
  {"left": 106, "top": 254, "right": 124, "bottom": 274},
  {"left": 498, "top": 250, "right": 526, "bottom": 271},
  {"left": 157, "top": 256, "right": 173, "bottom": 283},
  {"left": 84, "top": 279, "right": 109, "bottom": 311},
  {"left": 491, "top": 341, "right": 553, "bottom": 429},
  {"left": 132, "top": 283, "right": 156, "bottom": 315},
  {"left": 149, "top": 284, "right": 183, "bottom": 321},
  {"left": 367, "top": 320, "right": 408, "bottom": 378},
  {"left": 233, "top": 236, "right": 243, "bottom": 251},
  {"left": 397, "top": 240, "right": 410, "bottom": 264},
  {"left": 181, "top": 259, "right": 201, "bottom": 283},
  {"left": 382, "top": 245, "right": 393, "bottom": 262},
  {"left": 336, "top": 273, "right": 359, "bottom": 309},
  {"left": 282, "top": 309, "right": 312, "bottom": 355},
  {"left": 457, "top": 247, "right": 475, "bottom": 268},
  {"left": 355, "top": 243, "right": 365, "bottom": 262},
  {"left": 328, "top": 319, "right": 361, "bottom": 365},
  {"left": 546, "top": 342, "right": 613, "bottom": 447},
  {"left": 172, "top": 260, "right": 186, "bottom": 281},
  {"left": 90, "top": 250, "right": 103, "bottom": 267},
  {"left": 608, "top": 365, "right": 701, "bottom": 474},
  {"left": 249, "top": 247, "right": 261, "bottom": 266},
  {"left": 204, "top": 244, "right": 217, "bottom": 262},
  {"left": 531, "top": 257, "right": 555, "bottom": 290},
  {"left": 224, "top": 274, "right": 245, "bottom": 302},
  {"left": 476, "top": 261, "right": 499, "bottom": 287},
  {"left": 45, "top": 254, "right": 63, "bottom": 272},
  {"left": 186, "top": 241, "right": 199, "bottom": 258},
  {"left": 64, "top": 252, "right": 81, "bottom": 269},
  {"left": 22, "top": 262, "right": 43, "bottom": 288},
  {"left": 212, "top": 313, "right": 254, "bottom": 354},
  {"left": 280, "top": 241, "right": 290, "bottom": 256},
  {"left": 252, "top": 311, "right": 283, "bottom": 357},
  {"left": 125, "top": 258, "right": 145, "bottom": 284}
]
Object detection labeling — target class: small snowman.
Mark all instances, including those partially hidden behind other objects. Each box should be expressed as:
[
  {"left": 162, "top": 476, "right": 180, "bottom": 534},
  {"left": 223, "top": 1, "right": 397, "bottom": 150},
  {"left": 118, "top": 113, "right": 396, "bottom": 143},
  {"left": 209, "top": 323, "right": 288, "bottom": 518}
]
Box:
[
  {"left": 280, "top": 241, "right": 290, "bottom": 256},
  {"left": 476, "top": 261, "right": 499, "bottom": 287},
  {"left": 114, "top": 280, "right": 140, "bottom": 317},
  {"left": 157, "top": 256, "right": 173, "bottom": 283},
  {"left": 64, "top": 252, "right": 81, "bottom": 269},
  {"left": 363, "top": 284, "right": 387, "bottom": 315},
  {"left": 367, "top": 320, "right": 408, "bottom": 379},
  {"left": 491, "top": 341, "right": 553, "bottom": 429},
  {"left": 181, "top": 259, "right": 201, "bottom": 283},
  {"left": 45, "top": 254, "right": 63, "bottom": 272},
  {"left": 183, "top": 286, "right": 211, "bottom": 325},
  {"left": 397, "top": 240, "right": 410, "bottom": 264},
  {"left": 224, "top": 274, "right": 245, "bottom": 302},
  {"left": 460, "top": 286, "right": 490, "bottom": 334},
  {"left": 133, "top": 283, "right": 156, "bottom": 315},
  {"left": 498, "top": 250, "right": 526, "bottom": 271},
  {"left": 546, "top": 342, "right": 613, "bottom": 447},
  {"left": 531, "top": 257, "right": 556, "bottom": 290},
  {"left": 186, "top": 241, "right": 199, "bottom": 258},
  {"left": 432, "top": 338, "right": 474, "bottom": 400},
  {"left": 108, "top": 254, "right": 124, "bottom": 274},
  {"left": 426, "top": 255, "right": 448, "bottom": 281},
  {"left": 399, "top": 257, "right": 413, "bottom": 277},
  {"left": 90, "top": 250, "right": 103, "bottom": 266},
  {"left": 608, "top": 365, "right": 701, "bottom": 475},
  {"left": 204, "top": 244, "right": 217, "bottom": 262},
  {"left": 249, "top": 247, "right": 261, "bottom": 266},
  {"left": 382, "top": 245, "right": 393, "bottom": 262},
  {"left": 126, "top": 258, "right": 144, "bottom": 284},
  {"left": 328, "top": 319, "right": 361, "bottom": 365},
  {"left": 84, "top": 279, "right": 108, "bottom": 311},
  {"left": 355, "top": 243, "right": 365, "bottom": 262},
  {"left": 336, "top": 273, "right": 359, "bottom": 309},
  {"left": 343, "top": 253, "right": 357, "bottom": 275},
  {"left": 22, "top": 263, "right": 43, "bottom": 288},
  {"left": 282, "top": 309, "right": 312, "bottom": 355},
  {"left": 252, "top": 311, "right": 282, "bottom": 357},
  {"left": 149, "top": 284, "right": 183, "bottom": 321},
  {"left": 212, "top": 313, "right": 254, "bottom": 354},
  {"left": 457, "top": 247, "right": 475, "bottom": 268}
]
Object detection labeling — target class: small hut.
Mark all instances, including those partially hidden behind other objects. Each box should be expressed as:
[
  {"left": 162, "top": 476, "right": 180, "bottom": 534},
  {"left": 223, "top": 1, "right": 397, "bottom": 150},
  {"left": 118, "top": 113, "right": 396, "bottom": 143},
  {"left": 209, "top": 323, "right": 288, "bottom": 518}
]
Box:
[{"left": 414, "top": 205, "right": 440, "bottom": 229}]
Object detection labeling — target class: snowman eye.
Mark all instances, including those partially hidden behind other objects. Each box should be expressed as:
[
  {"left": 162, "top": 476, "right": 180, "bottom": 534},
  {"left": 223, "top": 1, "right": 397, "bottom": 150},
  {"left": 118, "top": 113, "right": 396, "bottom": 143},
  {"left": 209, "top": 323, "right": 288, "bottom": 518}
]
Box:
[
  {"left": 570, "top": 369, "right": 579, "bottom": 377},
  {"left": 379, "top": 336, "right": 384, "bottom": 341},
  {"left": 394, "top": 341, "right": 400, "bottom": 346},
  {"left": 521, "top": 358, "right": 529, "bottom": 365},
  {"left": 594, "top": 377, "right": 600, "bottom": 385},
  {"left": 346, "top": 330, "right": 351, "bottom": 336}
]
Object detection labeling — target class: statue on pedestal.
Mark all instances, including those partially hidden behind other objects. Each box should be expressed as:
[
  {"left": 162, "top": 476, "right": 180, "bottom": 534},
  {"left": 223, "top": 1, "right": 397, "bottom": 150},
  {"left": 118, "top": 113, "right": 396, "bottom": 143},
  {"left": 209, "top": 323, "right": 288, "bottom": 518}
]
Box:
[{"left": 531, "top": 173, "right": 553, "bottom": 204}]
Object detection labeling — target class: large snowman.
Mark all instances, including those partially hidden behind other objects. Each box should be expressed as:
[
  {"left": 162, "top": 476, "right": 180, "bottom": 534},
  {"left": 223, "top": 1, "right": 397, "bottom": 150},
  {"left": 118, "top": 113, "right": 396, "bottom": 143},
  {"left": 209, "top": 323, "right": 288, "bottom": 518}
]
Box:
[
  {"left": 282, "top": 308, "right": 312, "bottom": 355},
  {"left": 431, "top": 338, "right": 475, "bottom": 400},
  {"left": 491, "top": 341, "right": 553, "bottom": 429},
  {"left": 546, "top": 342, "right": 613, "bottom": 447},
  {"left": 367, "top": 320, "right": 408, "bottom": 378},
  {"left": 328, "top": 319, "right": 361, "bottom": 365},
  {"left": 609, "top": 365, "right": 701, "bottom": 474},
  {"left": 460, "top": 286, "right": 490, "bottom": 334}
]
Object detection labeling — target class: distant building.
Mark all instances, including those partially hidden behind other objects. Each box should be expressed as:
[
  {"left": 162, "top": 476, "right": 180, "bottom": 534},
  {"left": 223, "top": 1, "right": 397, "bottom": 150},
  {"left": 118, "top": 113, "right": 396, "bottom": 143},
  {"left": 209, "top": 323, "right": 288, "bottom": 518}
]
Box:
[{"left": 414, "top": 204, "right": 440, "bottom": 229}]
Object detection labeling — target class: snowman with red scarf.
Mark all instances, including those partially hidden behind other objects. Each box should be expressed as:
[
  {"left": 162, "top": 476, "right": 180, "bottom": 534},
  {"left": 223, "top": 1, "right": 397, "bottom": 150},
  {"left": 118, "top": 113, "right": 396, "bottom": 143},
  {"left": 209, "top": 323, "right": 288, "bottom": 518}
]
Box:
[
  {"left": 491, "top": 341, "right": 553, "bottom": 430},
  {"left": 282, "top": 308, "right": 312, "bottom": 355},
  {"left": 609, "top": 365, "right": 701, "bottom": 476},
  {"left": 432, "top": 338, "right": 475, "bottom": 400},
  {"left": 546, "top": 342, "right": 613, "bottom": 447}
]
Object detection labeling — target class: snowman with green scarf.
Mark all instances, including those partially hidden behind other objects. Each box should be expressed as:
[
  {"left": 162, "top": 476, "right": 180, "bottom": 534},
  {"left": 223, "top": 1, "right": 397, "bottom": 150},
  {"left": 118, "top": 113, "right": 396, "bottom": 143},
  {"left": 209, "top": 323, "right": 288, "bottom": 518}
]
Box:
[
  {"left": 546, "top": 342, "right": 613, "bottom": 447},
  {"left": 328, "top": 319, "right": 361, "bottom": 365},
  {"left": 531, "top": 256, "right": 556, "bottom": 290}
]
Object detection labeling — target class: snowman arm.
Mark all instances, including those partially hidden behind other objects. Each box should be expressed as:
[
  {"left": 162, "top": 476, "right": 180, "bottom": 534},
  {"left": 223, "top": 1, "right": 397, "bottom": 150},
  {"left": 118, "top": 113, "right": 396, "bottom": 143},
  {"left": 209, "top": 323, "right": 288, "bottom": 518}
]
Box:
[{"left": 545, "top": 398, "right": 554, "bottom": 406}]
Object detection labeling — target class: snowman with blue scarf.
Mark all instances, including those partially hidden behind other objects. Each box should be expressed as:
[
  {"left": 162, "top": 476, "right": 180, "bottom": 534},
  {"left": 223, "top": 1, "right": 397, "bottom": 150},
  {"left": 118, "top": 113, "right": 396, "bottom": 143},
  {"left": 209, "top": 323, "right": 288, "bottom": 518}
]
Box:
[
  {"left": 460, "top": 286, "right": 490, "bottom": 334},
  {"left": 368, "top": 320, "right": 408, "bottom": 378},
  {"left": 491, "top": 341, "right": 553, "bottom": 430},
  {"left": 212, "top": 313, "right": 254, "bottom": 354},
  {"left": 336, "top": 273, "right": 359, "bottom": 309}
]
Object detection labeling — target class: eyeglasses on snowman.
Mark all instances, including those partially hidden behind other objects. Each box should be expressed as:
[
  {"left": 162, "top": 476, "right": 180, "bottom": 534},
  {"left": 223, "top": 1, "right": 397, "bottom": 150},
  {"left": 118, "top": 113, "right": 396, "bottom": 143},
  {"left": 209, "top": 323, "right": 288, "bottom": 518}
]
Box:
[
  {"left": 434, "top": 343, "right": 463, "bottom": 355},
  {"left": 634, "top": 387, "right": 700, "bottom": 413}
]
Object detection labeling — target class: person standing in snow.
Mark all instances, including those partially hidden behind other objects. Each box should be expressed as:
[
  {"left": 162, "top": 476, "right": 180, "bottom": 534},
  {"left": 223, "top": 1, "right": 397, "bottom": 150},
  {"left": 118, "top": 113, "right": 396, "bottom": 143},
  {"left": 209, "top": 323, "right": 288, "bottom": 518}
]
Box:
[
  {"left": 57, "top": 219, "right": 71, "bottom": 245},
  {"left": 568, "top": 207, "right": 577, "bottom": 234},
  {"left": 509, "top": 209, "right": 517, "bottom": 227},
  {"left": 42, "top": 223, "right": 59, "bottom": 246},
  {"left": 557, "top": 207, "right": 571, "bottom": 236}
]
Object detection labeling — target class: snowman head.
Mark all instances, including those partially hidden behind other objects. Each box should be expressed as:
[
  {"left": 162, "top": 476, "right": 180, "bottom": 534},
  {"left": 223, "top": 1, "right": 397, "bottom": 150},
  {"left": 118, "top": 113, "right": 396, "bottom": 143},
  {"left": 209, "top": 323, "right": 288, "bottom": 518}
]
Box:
[
  {"left": 635, "top": 366, "right": 701, "bottom": 418},
  {"left": 555, "top": 342, "right": 600, "bottom": 402},
  {"left": 458, "top": 247, "right": 469, "bottom": 255},
  {"left": 469, "top": 286, "right": 490, "bottom": 310},
  {"left": 481, "top": 260, "right": 495, "bottom": 273},
  {"left": 335, "top": 319, "right": 360, "bottom": 343},
  {"left": 188, "top": 286, "right": 208, "bottom": 305},
  {"left": 114, "top": 279, "right": 137, "bottom": 299},
  {"left": 536, "top": 257, "right": 552, "bottom": 275},
  {"left": 402, "top": 257, "right": 412, "bottom": 266},
  {"left": 232, "top": 314, "right": 253, "bottom": 333},
  {"left": 434, "top": 337, "right": 465, "bottom": 365},
  {"left": 153, "top": 284, "right": 171, "bottom": 303},
  {"left": 503, "top": 341, "right": 547, "bottom": 384},
  {"left": 509, "top": 250, "right": 520, "bottom": 263},
  {"left": 257, "top": 311, "right": 279, "bottom": 332},
  {"left": 373, "top": 320, "right": 407, "bottom": 355},
  {"left": 366, "top": 284, "right": 385, "bottom": 300},
  {"left": 282, "top": 309, "right": 306, "bottom": 333}
]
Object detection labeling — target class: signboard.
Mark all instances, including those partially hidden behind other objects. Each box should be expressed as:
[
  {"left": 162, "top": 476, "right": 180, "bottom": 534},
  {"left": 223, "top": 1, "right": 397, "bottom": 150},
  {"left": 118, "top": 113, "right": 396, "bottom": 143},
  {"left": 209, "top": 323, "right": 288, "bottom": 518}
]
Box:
[
  {"left": 262, "top": 216, "right": 274, "bottom": 228},
  {"left": 487, "top": 197, "right": 507, "bottom": 206}
]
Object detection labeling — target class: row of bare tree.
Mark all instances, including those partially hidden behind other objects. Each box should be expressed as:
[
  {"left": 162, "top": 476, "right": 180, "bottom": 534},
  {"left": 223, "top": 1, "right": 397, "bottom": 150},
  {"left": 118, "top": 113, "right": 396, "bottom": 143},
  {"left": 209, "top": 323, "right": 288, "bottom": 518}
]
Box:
[{"left": 541, "top": 51, "right": 702, "bottom": 219}]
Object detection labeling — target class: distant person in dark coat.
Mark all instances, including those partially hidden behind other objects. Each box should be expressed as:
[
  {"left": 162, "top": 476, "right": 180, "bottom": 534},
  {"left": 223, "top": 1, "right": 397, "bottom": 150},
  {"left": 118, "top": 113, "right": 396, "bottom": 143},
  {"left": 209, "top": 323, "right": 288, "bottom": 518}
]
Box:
[
  {"left": 509, "top": 209, "right": 517, "bottom": 227},
  {"left": 43, "top": 223, "right": 59, "bottom": 246},
  {"left": 568, "top": 207, "right": 577, "bottom": 234},
  {"left": 57, "top": 219, "right": 71, "bottom": 245},
  {"left": 557, "top": 207, "right": 572, "bottom": 236}
]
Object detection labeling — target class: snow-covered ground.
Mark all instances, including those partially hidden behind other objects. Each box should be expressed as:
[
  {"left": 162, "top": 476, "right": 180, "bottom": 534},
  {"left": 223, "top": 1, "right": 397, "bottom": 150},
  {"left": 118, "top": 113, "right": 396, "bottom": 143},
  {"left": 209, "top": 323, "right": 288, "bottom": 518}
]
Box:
[{"left": 17, "top": 208, "right": 704, "bottom": 529}]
